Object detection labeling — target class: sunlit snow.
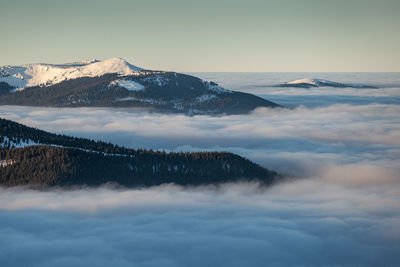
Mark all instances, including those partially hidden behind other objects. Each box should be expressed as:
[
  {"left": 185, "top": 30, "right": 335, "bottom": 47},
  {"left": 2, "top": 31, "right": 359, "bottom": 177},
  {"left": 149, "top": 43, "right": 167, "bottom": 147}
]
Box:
[{"left": 0, "top": 57, "right": 142, "bottom": 90}]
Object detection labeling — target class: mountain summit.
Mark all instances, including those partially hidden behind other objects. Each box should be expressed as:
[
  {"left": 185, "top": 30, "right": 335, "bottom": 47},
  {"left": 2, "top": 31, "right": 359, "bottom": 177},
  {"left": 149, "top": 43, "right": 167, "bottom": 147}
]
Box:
[
  {"left": 0, "top": 58, "right": 280, "bottom": 115},
  {"left": 0, "top": 57, "right": 142, "bottom": 89}
]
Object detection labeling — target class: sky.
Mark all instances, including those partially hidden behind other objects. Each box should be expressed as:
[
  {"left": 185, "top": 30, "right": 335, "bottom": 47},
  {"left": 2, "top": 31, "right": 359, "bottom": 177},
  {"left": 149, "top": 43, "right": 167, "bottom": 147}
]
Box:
[{"left": 0, "top": 0, "right": 399, "bottom": 71}]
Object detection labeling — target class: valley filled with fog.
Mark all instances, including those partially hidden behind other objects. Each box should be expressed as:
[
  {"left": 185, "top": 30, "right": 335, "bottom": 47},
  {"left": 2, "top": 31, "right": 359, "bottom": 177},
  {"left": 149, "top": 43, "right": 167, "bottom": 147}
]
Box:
[{"left": 1, "top": 73, "right": 399, "bottom": 266}]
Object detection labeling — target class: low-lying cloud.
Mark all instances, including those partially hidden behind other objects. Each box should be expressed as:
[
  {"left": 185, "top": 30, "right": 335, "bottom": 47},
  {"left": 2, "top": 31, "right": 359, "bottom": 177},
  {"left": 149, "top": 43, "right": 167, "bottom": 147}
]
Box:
[
  {"left": 0, "top": 182, "right": 399, "bottom": 267},
  {"left": 190, "top": 72, "right": 400, "bottom": 108},
  {"left": 1, "top": 104, "right": 399, "bottom": 185},
  {"left": 1, "top": 96, "right": 399, "bottom": 266}
]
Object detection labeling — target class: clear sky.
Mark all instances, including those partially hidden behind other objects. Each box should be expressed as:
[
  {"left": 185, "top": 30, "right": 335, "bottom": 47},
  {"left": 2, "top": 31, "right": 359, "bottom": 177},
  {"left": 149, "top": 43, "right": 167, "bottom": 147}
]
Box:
[{"left": 0, "top": 0, "right": 399, "bottom": 72}]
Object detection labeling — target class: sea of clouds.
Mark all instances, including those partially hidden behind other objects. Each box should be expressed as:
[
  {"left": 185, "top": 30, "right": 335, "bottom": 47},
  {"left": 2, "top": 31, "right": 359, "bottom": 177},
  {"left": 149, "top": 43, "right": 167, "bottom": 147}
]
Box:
[
  {"left": 0, "top": 181, "right": 399, "bottom": 267},
  {"left": 1, "top": 104, "right": 399, "bottom": 184},
  {"left": 0, "top": 73, "right": 399, "bottom": 266},
  {"left": 191, "top": 72, "right": 400, "bottom": 108}
]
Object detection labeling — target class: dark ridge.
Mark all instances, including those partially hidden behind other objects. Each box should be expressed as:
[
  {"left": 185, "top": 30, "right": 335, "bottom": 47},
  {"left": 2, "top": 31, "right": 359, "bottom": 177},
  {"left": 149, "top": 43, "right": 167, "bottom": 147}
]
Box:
[
  {"left": 0, "top": 117, "right": 279, "bottom": 187},
  {"left": 0, "top": 73, "right": 280, "bottom": 115},
  {"left": 0, "top": 82, "right": 15, "bottom": 96}
]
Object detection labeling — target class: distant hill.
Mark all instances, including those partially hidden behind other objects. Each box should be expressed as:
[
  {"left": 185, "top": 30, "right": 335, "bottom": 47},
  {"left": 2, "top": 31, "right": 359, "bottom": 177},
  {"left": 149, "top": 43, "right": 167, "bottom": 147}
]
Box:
[
  {"left": 278, "top": 78, "right": 377, "bottom": 89},
  {"left": 0, "top": 117, "right": 278, "bottom": 187},
  {"left": 0, "top": 58, "right": 280, "bottom": 115}
]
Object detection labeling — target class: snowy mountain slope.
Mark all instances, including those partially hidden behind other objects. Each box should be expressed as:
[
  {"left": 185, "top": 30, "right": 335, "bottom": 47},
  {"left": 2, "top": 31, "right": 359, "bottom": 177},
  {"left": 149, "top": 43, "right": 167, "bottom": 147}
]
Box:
[
  {"left": 0, "top": 57, "right": 142, "bottom": 89},
  {"left": 286, "top": 78, "right": 328, "bottom": 87},
  {"left": 0, "top": 58, "right": 280, "bottom": 115},
  {"left": 279, "top": 78, "right": 377, "bottom": 88}
]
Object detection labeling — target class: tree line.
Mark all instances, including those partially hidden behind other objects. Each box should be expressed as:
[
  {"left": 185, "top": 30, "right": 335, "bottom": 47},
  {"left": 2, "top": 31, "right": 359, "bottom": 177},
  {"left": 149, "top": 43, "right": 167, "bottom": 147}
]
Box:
[{"left": 0, "top": 118, "right": 277, "bottom": 187}]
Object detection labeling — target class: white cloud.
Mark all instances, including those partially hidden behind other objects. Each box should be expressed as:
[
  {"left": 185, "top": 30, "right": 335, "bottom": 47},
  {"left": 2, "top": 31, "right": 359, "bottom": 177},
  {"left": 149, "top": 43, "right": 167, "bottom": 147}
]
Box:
[
  {"left": 0, "top": 182, "right": 399, "bottom": 267},
  {"left": 1, "top": 104, "right": 399, "bottom": 185},
  {"left": 0, "top": 101, "right": 400, "bottom": 266}
]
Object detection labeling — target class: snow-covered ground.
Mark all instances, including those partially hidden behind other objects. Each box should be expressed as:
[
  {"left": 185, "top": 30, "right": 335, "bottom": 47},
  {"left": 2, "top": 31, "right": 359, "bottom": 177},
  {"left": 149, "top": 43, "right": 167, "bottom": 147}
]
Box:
[
  {"left": 0, "top": 57, "right": 142, "bottom": 90},
  {"left": 0, "top": 136, "right": 39, "bottom": 148},
  {"left": 0, "top": 58, "right": 237, "bottom": 97},
  {"left": 286, "top": 78, "right": 328, "bottom": 86}
]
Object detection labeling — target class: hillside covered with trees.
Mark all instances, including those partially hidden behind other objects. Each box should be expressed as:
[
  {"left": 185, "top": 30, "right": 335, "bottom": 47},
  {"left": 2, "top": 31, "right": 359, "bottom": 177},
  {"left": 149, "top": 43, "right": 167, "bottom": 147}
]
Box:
[
  {"left": 0, "top": 118, "right": 278, "bottom": 187},
  {"left": 0, "top": 72, "right": 279, "bottom": 115}
]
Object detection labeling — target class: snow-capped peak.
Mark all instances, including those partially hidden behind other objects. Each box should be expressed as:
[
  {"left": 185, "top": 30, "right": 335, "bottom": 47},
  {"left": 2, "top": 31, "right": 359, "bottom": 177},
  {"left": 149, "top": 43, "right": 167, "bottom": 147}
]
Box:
[
  {"left": 282, "top": 78, "right": 377, "bottom": 89},
  {"left": 85, "top": 57, "right": 142, "bottom": 75},
  {"left": 284, "top": 78, "right": 348, "bottom": 87},
  {"left": 286, "top": 78, "right": 324, "bottom": 86},
  {"left": 0, "top": 57, "right": 142, "bottom": 90}
]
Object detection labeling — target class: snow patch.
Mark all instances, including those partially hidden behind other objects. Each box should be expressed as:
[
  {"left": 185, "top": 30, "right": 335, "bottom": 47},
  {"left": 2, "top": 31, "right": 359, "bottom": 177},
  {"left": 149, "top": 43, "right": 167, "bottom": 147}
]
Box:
[
  {"left": 12, "top": 73, "right": 24, "bottom": 80},
  {"left": 1, "top": 136, "right": 40, "bottom": 148},
  {"left": 0, "top": 159, "right": 15, "bottom": 167},
  {"left": 204, "top": 81, "right": 232, "bottom": 94},
  {"left": 173, "top": 102, "right": 184, "bottom": 111},
  {"left": 285, "top": 78, "right": 345, "bottom": 87},
  {"left": 109, "top": 79, "right": 145, "bottom": 91},
  {"left": 286, "top": 78, "right": 321, "bottom": 86},
  {"left": 196, "top": 94, "right": 217, "bottom": 103}
]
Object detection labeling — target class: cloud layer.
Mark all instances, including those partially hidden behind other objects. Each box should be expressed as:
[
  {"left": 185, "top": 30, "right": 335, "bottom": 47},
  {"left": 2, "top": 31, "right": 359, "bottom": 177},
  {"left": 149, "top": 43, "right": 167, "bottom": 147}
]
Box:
[
  {"left": 1, "top": 104, "right": 399, "bottom": 185},
  {"left": 1, "top": 72, "right": 399, "bottom": 266},
  {"left": 1, "top": 182, "right": 399, "bottom": 267},
  {"left": 191, "top": 72, "right": 400, "bottom": 108}
]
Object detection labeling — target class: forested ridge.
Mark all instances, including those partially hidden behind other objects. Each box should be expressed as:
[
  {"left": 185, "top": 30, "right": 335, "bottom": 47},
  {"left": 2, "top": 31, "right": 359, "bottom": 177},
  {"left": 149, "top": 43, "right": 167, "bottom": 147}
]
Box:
[
  {"left": 0, "top": 72, "right": 279, "bottom": 115},
  {"left": 0, "top": 118, "right": 278, "bottom": 187}
]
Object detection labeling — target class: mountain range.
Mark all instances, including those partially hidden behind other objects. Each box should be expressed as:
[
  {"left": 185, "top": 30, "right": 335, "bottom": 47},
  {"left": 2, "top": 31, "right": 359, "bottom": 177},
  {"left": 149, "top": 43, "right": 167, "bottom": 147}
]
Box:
[
  {"left": 0, "top": 117, "right": 278, "bottom": 187},
  {"left": 0, "top": 58, "right": 279, "bottom": 115}
]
